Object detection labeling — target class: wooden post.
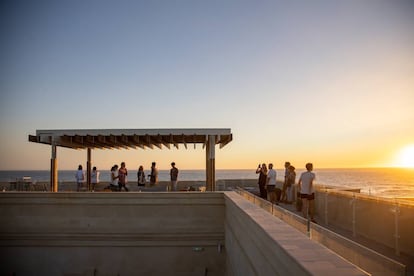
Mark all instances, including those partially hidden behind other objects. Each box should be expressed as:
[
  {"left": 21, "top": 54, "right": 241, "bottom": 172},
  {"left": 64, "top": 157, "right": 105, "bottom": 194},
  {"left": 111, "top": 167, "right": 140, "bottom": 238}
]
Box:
[
  {"left": 206, "top": 135, "right": 216, "bottom": 191},
  {"left": 87, "top": 148, "right": 91, "bottom": 191},
  {"left": 50, "top": 143, "right": 58, "bottom": 192}
]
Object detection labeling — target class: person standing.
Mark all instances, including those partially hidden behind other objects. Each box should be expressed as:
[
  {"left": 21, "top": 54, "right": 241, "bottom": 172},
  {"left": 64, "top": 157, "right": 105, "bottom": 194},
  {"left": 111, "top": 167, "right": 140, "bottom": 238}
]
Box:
[
  {"left": 298, "top": 163, "right": 316, "bottom": 222},
  {"left": 75, "top": 165, "right": 85, "bottom": 192},
  {"left": 91, "top": 166, "right": 100, "bottom": 192},
  {"left": 285, "top": 165, "right": 296, "bottom": 204},
  {"left": 266, "top": 163, "right": 277, "bottom": 204},
  {"left": 118, "top": 162, "right": 129, "bottom": 192},
  {"left": 137, "top": 165, "right": 146, "bottom": 187},
  {"left": 110, "top": 165, "right": 119, "bottom": 191},
  {"left": 256, "top": 163, "right": 267, "bottom": 199},
  {"left": 169, "top": 162, "right": 179, "bottom": 191},
  {"left": 149, "top": 162, "right": 158, "bottom": 186},
  {"left": 281, "top": 161, "right": 291, "bottom": 202}
]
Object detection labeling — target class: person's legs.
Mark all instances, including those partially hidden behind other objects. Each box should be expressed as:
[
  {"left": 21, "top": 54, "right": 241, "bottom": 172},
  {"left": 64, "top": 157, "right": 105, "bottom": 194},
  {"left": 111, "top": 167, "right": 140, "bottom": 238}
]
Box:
[
  {"left": 259, "top": 184, "right": 266, "bottom": 199},
  {"left": 309, "top": 193, "right": 315, "bottom": 221},
  {"left": 286, "top": 186, "right": 292, "bottom": 203},
  {"left": 301, "top": 194, "right": 309, "bottom": 218},
  {"left": 281, "top": 183, "right": 287, "bottom": 202},
  {"left": 275, "top": 188, "right": 282, "bottom": 203},
  {"left": 309, "top": 200, "right": 314, "bottom": 220},
  {"left": 267, "top": 186, "right": 275, "bottom": 203}
]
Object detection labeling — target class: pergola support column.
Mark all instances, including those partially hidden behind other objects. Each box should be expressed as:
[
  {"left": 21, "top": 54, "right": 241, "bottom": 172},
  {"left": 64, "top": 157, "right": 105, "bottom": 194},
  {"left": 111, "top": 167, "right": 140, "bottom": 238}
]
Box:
[
  {"left": 50, "top": 143, "right": 58, "bottom": 192},
  {"left": 206, "top": 135, "right": 216, "bottom": 191},
  {"left": 87, "top": 148, "right": 91, "bottom": 191}
]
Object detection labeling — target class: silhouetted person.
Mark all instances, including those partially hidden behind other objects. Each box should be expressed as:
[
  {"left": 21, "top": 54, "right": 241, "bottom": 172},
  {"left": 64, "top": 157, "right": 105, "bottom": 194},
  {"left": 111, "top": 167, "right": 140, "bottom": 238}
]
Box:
[
  {"left": 256, "top": 163, "right": 267, "bottom": 199},
  {"left": 169, "top": 162, "right": 179, "bottom": 191},
  {"left": 149, "top": 162, "right": 158, "bottom": 186}
]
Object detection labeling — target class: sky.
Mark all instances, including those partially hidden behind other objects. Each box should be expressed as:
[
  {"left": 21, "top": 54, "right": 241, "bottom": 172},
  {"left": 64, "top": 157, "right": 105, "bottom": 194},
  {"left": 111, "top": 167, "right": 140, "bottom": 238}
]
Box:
[{"left": 0, "top": 0, "right": 413, "bottom": 171}]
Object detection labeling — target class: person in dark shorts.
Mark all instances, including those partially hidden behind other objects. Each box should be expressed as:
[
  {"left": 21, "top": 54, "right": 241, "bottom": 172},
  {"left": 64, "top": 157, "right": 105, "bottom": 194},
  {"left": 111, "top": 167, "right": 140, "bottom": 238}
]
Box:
[{"left": 298, "top": 163, "right": 316, "bottom": 222}]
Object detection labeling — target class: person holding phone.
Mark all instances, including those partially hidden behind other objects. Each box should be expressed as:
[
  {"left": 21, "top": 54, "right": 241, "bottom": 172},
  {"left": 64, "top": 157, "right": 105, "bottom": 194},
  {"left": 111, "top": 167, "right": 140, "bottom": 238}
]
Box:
[{"left": 256, "top": 163, "right": 268, "bottom": 199}]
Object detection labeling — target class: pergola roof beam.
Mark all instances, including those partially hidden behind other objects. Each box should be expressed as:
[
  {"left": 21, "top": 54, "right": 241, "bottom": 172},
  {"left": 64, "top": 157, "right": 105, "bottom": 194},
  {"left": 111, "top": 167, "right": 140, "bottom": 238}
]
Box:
[
  {"left": 170, "top": 134, "right": 179, "bottom": 149},
  {"left": 132, "top": 135, "right": 146, "bottom": 150},
  {"left": 29, "top": 129, "right": 232, "bottom": 150},
  {"left": 219, "top": 133, "right": 233, "bottom": 149}
]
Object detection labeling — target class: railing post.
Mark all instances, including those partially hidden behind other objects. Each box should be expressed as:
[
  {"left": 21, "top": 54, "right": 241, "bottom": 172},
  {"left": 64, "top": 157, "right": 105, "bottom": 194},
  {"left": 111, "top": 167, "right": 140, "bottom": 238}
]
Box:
[
  {"left": 352, "top": 194, "right": 356, "bottom": 238},
  {"left": 324, "top": 189, "right": 328, "bottom": 225},
  {"left": 393, "top": 200, "right": 400, "bottom": 256}
]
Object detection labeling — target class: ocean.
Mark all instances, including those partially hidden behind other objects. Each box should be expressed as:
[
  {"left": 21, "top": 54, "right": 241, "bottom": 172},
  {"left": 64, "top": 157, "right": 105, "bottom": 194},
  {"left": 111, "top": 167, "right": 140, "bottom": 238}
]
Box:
[{"left": 1, "top": 168, "right": 413, "bottom": 198}]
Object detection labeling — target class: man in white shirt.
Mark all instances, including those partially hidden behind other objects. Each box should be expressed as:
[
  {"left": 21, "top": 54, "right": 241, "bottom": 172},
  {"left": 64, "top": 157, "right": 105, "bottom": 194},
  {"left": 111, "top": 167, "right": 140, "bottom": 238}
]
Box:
[
  {"left": 298, "top": 163, "right": 316, "bottom": 222},
  {"left": 266, "top": 163, "right": 277, "bottom": 204}
]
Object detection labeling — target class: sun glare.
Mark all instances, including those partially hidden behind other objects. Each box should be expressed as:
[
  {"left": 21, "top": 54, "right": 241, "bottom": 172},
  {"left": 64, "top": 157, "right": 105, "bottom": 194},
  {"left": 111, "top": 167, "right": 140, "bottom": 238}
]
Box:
[{"left": 395, "top": 145, "right": 414, "bottom": 168}]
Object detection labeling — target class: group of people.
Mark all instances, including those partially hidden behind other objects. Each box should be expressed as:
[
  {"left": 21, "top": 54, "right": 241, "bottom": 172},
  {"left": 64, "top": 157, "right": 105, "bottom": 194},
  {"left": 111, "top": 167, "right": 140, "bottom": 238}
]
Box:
[
  {"left": 75, "top": 161, "right": 180, "bottom": 192},
  {"left": 109, "top": 162, "right": 129, "bottom": 191},
  {"left": 75, "top": 165, "right": 100, "bottom": 192},
  {"left": 256, "top": 161, "right": 316, "bottom": 222},
  {"left": 131, "top": 161, "right": 179, "bottom": 191}
]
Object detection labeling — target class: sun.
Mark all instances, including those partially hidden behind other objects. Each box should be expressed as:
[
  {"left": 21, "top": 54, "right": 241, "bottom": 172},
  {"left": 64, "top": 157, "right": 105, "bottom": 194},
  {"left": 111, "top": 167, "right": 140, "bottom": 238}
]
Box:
[{"left": 395, "top": 144, "right": 414, "bottom": 168}]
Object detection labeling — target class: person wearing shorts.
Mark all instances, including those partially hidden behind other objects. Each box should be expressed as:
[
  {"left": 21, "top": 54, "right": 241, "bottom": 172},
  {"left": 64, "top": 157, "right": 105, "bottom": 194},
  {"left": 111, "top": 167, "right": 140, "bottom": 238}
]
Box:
[
  {"left": 266, "top": 163, "right": 277, "bottom": 204},
  {"left": 298, "top": 163, "right": 316, "bottom": 222}
]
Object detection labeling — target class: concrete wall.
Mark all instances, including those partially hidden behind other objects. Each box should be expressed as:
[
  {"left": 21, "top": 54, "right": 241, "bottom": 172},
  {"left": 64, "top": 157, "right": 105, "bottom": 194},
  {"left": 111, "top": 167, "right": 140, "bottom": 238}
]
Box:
[
  {"left": 0, "top": 192, "right": 368, "bottom": 276},
  {"left": 0, "top": 192, "right": 226, "bottom": 276}
]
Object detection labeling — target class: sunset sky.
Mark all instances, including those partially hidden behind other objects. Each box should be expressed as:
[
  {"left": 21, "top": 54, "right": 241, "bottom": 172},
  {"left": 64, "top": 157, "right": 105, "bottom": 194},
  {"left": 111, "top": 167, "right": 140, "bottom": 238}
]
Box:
[{"left": 1, "top": 0, "right": 413, "bottom": 170}]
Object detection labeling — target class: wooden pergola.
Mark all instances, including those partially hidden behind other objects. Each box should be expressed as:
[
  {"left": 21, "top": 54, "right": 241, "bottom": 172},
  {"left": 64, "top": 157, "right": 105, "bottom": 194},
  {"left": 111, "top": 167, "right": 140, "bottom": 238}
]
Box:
[{"left": 28, "top": 128, "right": 233, "bottom": 192}]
